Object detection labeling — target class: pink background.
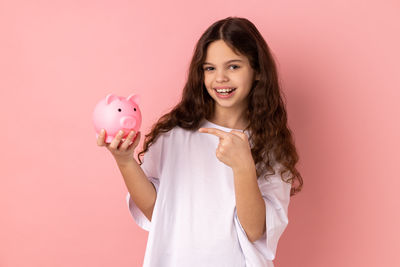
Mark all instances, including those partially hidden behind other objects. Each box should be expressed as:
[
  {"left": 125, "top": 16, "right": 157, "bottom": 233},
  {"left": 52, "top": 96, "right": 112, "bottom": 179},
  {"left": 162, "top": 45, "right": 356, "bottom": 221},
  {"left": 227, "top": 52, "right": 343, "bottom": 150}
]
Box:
[{"left": 1, "top": 0, "right": 399, "bottom": 266}]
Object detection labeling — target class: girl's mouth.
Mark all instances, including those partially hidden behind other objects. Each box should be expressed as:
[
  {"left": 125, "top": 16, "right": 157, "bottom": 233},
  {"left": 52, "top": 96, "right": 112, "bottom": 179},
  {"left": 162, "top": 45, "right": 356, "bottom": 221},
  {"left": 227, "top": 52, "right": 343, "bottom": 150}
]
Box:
[{"left": 214, "top": 88, "right": 236, "bottom": 98}]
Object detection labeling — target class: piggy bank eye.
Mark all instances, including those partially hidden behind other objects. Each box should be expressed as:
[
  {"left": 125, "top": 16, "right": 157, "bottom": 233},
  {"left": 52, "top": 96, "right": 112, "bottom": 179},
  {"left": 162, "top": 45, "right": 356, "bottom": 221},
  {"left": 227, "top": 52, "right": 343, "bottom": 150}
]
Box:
[
  {"left": 118, "top": 108, "right": 122, "bottom": 112},
  {"left": 134, "top": 108, "right": 136, "bottom": 111}
]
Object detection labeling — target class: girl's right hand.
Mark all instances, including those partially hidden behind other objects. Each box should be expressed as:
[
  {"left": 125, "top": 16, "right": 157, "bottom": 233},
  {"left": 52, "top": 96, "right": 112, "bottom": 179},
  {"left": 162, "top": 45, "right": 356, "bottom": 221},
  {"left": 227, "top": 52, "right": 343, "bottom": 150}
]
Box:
[{"left": 97, "top": 129, "right": 141, "bottom": 164}]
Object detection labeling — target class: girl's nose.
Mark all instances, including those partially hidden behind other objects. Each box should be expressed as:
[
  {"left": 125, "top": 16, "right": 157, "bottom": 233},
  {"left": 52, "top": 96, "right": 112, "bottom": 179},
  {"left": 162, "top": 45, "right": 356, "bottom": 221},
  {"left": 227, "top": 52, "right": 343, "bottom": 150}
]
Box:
[{"left": 215, "top": 70, "right": 229, "bottom": 82}]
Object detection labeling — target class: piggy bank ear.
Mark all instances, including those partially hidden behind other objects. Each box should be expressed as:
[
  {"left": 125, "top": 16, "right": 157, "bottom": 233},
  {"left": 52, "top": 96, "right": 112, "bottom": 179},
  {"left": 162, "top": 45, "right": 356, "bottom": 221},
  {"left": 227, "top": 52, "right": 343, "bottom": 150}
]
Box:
[
  {"left": 106, "top": 94, "right": 120, "bottom": 105},
  {"left": 127, "top": 93, "right": 140, "bottom": 105}
]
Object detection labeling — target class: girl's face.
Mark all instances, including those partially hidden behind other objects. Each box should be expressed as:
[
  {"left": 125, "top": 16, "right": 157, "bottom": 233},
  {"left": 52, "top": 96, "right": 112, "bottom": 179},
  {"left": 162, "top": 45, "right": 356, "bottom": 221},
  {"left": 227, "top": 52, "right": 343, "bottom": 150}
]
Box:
[{"left": 203, "top": 40, "right": 259, "bottom": 114}]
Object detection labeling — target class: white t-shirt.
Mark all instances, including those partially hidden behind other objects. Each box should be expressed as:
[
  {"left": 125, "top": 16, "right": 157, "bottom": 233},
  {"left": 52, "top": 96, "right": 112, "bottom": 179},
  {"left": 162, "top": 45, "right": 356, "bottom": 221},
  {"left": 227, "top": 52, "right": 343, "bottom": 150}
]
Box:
[{"left": 126, "top": 118, "right": 292, "bottom": 267}]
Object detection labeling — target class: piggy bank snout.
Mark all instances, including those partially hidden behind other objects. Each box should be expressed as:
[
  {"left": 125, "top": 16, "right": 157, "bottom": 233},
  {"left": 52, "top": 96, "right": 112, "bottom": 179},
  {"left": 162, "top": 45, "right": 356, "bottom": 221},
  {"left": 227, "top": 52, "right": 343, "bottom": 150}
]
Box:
[{"left": 120, "top": 116, "right": 137, "bottom": 129}]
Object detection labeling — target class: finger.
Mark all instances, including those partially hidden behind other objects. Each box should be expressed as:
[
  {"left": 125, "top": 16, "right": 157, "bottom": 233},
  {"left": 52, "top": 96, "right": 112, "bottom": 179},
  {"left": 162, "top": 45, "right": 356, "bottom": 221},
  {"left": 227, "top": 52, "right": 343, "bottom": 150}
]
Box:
[
  {"left": 109, "top": 130, "right": 125, "bottom": 149},
  {"left": 119, "top": 130, "right": 136, "bottom": 150},
  {"left": 198, "top": 127, "right": 228, "bottom": 139},
  {"left": 97, "top": 129, "right": 106, "bottom": 146},
  {"left": 127, "top": 131, "right": 141, "bottom": 151}
]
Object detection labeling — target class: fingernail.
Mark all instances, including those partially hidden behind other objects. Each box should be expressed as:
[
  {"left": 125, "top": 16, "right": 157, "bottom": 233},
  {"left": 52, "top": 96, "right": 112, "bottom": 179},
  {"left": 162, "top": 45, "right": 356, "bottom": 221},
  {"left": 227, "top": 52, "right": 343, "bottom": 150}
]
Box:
[
  {"left": 119, "top": 130, "right": 124, "bottom": 134},
  {"left": 100, "top": 129, "right": 105, "bottom": 134}
]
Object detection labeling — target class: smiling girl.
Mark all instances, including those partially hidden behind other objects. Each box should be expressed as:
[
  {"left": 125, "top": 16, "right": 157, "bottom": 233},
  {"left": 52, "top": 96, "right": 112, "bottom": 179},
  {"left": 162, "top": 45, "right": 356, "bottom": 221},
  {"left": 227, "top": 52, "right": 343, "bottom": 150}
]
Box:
[{"left": 97, "top": 16, "right": 303, "bottom": 267}]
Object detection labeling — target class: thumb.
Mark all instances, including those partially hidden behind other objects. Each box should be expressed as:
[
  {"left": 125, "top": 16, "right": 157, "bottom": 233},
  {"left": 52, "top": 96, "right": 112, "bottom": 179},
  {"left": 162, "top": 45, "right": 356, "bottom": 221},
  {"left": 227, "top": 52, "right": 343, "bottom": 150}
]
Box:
[{"left": 230, "top": 130, "right": 246, "bottom": 139}]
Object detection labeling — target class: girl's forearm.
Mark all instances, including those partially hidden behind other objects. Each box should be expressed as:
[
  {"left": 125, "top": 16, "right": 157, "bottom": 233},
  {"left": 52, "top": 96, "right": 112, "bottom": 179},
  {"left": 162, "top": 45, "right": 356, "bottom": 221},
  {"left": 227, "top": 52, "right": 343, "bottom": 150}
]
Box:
[
  {"left": 116, "top": 159, "right": 157, "bottom": 222},
  {"left": 233, "top": 163, "right": 266, "bottom": 242}
]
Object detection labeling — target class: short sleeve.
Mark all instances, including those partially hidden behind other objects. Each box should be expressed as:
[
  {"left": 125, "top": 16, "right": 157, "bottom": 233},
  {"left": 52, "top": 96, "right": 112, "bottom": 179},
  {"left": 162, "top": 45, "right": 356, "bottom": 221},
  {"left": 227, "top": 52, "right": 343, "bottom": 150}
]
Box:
[
  {"left": 234, "top": 162, "right": 292, "bottom": 262},
  {"left": 126, "top": 135, "right": 163, "bottom": 231}
]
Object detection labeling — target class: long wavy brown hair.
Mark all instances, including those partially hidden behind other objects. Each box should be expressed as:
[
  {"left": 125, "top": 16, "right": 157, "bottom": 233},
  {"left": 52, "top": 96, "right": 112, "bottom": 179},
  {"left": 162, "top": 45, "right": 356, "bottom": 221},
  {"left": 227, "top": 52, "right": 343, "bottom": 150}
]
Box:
[{"left": 137, "top": 16, "right": 303, "bottom": 196}]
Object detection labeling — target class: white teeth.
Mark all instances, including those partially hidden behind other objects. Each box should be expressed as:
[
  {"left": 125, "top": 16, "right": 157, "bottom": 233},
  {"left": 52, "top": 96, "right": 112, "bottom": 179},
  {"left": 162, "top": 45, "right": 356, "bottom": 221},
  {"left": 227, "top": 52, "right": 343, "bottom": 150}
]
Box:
[{"left": 215, "top": 88, "right": 235, "bottom": 93}]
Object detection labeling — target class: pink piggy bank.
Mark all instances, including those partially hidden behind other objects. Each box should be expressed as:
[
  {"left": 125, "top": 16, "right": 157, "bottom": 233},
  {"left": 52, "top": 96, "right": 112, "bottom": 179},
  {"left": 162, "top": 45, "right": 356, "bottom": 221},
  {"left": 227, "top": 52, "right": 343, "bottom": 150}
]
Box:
[{"left": 93, "top": 93, "right": 142, "bottom": 143}]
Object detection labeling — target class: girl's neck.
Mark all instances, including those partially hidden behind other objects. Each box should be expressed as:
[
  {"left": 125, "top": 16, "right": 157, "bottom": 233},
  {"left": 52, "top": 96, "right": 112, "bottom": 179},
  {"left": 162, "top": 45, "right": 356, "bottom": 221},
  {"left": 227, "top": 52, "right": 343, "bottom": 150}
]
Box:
[{"left": 208, "top": 113, "right": 249, "bottom": 131}]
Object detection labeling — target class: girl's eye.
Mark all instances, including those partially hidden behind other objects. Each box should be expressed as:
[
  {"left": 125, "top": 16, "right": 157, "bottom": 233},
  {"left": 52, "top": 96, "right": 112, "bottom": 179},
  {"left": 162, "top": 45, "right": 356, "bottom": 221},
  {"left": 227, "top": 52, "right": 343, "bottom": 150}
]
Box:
[{"left": 203, "top": 65, "right": 240, "bottom": 71}]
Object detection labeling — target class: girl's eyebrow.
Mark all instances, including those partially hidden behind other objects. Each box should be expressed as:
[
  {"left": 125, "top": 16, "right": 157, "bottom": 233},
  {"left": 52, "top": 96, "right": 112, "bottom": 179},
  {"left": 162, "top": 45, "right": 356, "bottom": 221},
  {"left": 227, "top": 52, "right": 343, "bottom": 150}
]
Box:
[{"left": 202, "top": 59, "right": 243, "bottom": 65}]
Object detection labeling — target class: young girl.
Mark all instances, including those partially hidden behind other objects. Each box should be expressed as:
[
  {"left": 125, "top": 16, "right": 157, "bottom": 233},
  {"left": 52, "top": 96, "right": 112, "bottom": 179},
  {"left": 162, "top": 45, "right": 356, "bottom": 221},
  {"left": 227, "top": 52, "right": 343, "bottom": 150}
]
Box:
[{"left": 97, "top": 16, "right": 303, "bottom": 267}]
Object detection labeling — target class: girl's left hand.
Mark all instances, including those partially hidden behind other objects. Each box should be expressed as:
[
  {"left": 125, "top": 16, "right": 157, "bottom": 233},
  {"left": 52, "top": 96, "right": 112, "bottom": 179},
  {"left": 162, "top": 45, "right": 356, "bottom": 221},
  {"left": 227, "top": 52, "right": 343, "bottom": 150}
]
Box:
[{"left": 198, "top": 127, "right": 254, "bottom": 171}]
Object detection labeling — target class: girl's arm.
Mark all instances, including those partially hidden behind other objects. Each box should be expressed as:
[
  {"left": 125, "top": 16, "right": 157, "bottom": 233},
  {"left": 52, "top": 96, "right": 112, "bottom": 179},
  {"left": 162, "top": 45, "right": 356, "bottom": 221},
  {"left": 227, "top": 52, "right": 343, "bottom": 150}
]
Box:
[
  {"left": 116, "top": 159, "right": 157, "bottom": 222},
  {"left": 233, "top": 164, "right": 266, "bottom": 243}
]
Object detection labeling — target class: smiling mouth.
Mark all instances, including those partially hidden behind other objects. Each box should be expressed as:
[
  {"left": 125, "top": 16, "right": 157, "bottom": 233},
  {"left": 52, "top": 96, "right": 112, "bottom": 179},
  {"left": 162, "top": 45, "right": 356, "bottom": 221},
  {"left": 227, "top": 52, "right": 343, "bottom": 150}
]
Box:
[{"left": 214, "top": 88, "right": 236, "bottom": 95}]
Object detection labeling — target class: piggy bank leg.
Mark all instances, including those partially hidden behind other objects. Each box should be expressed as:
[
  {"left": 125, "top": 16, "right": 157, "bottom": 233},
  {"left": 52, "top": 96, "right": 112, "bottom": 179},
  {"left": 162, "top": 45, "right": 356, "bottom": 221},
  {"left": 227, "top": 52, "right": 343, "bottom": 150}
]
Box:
[{"left": 105, "top": 135, "right": 114, "bottom": 143}]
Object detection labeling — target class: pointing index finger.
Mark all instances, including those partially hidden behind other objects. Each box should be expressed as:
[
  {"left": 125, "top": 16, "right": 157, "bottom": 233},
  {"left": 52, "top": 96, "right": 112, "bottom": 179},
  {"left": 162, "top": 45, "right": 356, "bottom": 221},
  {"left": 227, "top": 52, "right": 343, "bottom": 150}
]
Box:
[{"left": 198, "top": 127, "right": 228, "bottom": 138}]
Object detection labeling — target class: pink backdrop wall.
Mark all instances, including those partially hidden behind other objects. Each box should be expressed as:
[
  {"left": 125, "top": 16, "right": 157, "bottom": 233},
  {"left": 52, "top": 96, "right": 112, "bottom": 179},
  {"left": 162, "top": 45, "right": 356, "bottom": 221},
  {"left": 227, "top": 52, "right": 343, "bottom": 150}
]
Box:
[{"left": 1, "top": 0, "right": 399, "bottom": 266}]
